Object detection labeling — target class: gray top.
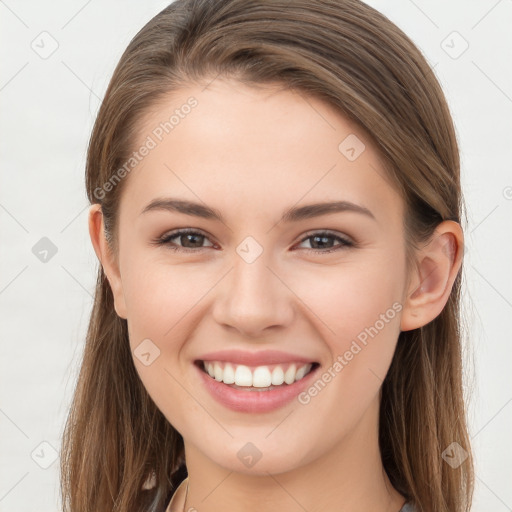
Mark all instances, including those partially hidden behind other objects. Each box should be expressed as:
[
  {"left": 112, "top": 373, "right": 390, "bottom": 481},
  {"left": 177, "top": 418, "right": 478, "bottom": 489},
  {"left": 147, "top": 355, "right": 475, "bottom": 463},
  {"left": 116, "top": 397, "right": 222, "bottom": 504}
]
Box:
[{"left": 166, "top": 478, "right": 416, "bottom": 512}]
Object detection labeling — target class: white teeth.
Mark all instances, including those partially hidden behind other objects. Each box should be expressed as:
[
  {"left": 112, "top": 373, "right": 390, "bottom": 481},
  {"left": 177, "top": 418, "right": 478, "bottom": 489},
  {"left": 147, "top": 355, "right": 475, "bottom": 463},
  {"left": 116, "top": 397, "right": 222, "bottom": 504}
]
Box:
[
  {"left": 202, "top": 361, "right": 314, "bottom": 387},
  {"left": 222, "top": 363, "right": 235, "bottom": 384},
  {"left": 295, "top": 365, "right": 307, "bottom": 381},
  {"left": 213, "top": 362, "right": 223, "bottom": 381},
  {"left": 252, "top": 367, "right": 272, "bottom": 388},
  {"left": 284, "top": 364, "right": 297, "bottom": 385},
  {"left": 271, "top": 366, "right": 285, "bottom": 385},
  {"left": 234, "top": 365, "right": 253, "bottom": 386}
]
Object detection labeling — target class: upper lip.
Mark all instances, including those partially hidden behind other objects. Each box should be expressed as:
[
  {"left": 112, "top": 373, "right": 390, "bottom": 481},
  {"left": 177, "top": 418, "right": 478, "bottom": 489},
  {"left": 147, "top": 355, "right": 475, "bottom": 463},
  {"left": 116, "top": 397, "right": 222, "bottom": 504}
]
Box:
[{"left": 196, "top": 349, "right": 318, "bottom": 367}]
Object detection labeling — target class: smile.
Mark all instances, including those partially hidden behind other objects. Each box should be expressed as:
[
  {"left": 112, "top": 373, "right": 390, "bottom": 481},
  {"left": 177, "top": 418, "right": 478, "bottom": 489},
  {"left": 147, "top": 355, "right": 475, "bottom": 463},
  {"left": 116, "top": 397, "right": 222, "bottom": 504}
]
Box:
[
  {"left": 194, "top": 360, "right": 321, "bottom": 413},
  {"left": 199, "top": 360, "right": 318, "bottom": 389}
]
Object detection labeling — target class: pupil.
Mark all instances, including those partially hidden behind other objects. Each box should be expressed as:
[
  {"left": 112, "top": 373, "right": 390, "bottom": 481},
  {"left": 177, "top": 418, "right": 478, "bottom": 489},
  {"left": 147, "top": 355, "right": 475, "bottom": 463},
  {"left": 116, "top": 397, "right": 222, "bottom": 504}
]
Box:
[
  {"left": 313, "top": 235, "right": 330, "bottom": 249},
  {"left": 183, "top": 234, "right": 202, "bottom": 247}
]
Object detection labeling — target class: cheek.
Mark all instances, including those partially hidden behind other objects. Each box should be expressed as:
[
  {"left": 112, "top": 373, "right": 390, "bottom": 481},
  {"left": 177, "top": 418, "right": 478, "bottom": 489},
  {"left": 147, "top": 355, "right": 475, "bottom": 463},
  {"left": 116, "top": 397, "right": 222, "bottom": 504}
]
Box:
[
  {"left": 121, "top": 251, "right": 210, "bottom": 338},
  {"left": 289, "top": 260, "right": 403, "bottom": 436},
  {"left": 293, "top": 255, "right": 403, "bottom": 386},
  {"left": 121, "top": 260, "right": 205, "bottom": 430},
  {"left": 297, "top": 254, "right": 402, "bottom": 336}
]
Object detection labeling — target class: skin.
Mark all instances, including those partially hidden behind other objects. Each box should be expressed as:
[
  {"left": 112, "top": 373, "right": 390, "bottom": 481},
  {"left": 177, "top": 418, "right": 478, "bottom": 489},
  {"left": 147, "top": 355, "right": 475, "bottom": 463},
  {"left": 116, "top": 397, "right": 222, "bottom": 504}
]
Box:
[{"left": 89, "top": 78, "right": 464, "bottom": 512}]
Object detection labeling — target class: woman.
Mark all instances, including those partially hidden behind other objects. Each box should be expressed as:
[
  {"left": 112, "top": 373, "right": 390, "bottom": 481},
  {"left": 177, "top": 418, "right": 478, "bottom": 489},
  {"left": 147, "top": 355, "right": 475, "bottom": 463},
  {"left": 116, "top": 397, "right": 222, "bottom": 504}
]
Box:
[{"left": 60, "top": 1, "right": 474, "bottom": 511}]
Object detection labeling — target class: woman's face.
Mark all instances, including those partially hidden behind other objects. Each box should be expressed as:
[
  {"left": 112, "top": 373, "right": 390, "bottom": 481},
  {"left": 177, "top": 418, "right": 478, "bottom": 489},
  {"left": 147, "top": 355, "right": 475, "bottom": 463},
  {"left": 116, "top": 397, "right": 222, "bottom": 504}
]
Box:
[{"left": 103, "top": 78, "right": 412, "bottom": 474}]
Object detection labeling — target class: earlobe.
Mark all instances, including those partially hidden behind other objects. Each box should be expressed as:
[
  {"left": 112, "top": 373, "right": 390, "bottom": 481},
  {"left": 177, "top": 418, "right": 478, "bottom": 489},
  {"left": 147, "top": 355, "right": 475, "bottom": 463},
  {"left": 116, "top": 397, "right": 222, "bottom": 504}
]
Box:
[
  {"left": 400, "top": 220, "right": 463, "bottom": 332},
  {"left": 88, "top": 204, "right": 128, "bottom": 319}
]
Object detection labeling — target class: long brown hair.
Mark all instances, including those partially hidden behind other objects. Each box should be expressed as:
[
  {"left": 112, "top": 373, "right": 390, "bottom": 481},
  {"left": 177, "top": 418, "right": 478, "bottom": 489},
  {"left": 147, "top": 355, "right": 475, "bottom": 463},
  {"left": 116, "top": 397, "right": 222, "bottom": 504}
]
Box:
[{"left": 60, "top": 1, "right": 474, "bottom": 511}]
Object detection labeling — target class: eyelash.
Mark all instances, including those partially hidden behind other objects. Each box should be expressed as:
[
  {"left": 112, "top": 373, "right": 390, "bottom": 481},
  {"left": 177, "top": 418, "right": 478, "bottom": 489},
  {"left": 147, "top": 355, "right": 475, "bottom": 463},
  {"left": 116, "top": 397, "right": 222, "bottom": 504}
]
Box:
[{"left": 153, "top": 228, "right": 354, "bottom": 254}]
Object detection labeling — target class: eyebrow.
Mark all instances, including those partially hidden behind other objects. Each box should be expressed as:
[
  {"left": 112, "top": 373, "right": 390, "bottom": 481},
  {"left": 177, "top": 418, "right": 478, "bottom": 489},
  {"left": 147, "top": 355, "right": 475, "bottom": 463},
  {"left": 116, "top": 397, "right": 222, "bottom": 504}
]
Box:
[{"left": 140, "top": 197, "right": 376, "bottom": 223}]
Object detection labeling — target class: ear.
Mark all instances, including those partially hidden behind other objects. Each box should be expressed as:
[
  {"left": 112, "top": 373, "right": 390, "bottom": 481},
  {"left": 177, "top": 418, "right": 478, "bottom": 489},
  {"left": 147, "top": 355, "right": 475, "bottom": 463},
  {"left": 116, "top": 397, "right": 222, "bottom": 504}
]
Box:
[
  {"left": 400, "top": 220, "right": 464, "bottom": 332},
  {"left": 88, "top": 204, "right": 127, "bottom": 319}
]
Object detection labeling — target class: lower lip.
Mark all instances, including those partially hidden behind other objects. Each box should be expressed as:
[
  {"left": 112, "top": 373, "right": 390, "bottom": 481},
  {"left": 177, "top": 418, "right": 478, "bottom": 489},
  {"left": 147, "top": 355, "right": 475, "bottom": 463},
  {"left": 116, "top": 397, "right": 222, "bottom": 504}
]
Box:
[{"left": 195, "top": 362, "right": 319, "bottom": 413}]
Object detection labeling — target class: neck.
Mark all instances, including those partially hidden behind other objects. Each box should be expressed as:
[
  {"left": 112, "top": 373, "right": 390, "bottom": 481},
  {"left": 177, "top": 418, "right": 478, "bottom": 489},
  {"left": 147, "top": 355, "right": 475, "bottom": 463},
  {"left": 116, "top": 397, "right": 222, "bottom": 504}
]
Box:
[{"left": 180, "top": 396, "right": 406, "bottom": 512}]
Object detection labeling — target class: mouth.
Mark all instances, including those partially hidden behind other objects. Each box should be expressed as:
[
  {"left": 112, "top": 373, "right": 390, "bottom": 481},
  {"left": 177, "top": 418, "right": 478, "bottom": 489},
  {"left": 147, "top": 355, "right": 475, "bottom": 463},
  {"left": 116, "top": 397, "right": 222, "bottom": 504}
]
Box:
[{"left": 194, "top": 360, "right": 320, "bottom": 391}]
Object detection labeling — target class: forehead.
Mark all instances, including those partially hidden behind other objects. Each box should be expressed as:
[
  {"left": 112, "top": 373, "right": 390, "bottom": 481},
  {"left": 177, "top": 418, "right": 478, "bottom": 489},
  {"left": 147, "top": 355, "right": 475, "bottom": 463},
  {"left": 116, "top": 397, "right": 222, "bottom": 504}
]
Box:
[{"left": 120, "top": 78, "right": 403, "bottom": 226}]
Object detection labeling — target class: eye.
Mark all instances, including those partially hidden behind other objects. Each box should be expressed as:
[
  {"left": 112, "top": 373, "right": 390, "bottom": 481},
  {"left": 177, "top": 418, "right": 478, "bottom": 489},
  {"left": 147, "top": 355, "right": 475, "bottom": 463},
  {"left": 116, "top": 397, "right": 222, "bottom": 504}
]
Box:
[
  {"left": 152, "top": 228, "right": 354, "bottom": 254},
  {"left": 295, "top": 230, "right": 354, "bottom": 254},
  {"left": 153, "top": 229, "right": 216, "bottom": 252}
]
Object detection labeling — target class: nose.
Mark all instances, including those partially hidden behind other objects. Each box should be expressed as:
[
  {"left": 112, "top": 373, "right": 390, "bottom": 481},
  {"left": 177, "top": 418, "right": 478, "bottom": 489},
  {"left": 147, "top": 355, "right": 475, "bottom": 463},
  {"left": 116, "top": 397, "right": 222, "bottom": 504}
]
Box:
[{"left": 211, "top": 250, "right": 295, "bottom": 338}]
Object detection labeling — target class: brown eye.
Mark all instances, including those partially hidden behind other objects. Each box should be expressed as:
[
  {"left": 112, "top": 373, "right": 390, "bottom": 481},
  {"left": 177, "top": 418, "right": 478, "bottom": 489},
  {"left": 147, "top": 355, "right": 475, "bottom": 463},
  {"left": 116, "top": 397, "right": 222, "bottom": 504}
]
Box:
[
  {"left": 155, "top": 229, "right": 215, "bottom": 252},
  {"left": 296, "top": 231, "right": 354, "bottom": 254}
]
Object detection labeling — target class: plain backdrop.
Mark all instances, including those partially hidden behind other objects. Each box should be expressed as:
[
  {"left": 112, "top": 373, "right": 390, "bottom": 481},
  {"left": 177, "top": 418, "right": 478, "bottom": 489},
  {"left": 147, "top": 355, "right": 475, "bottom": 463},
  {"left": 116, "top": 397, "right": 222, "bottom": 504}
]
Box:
[{"left": 0, "top": 1, "right": 511, "bottom": 511}]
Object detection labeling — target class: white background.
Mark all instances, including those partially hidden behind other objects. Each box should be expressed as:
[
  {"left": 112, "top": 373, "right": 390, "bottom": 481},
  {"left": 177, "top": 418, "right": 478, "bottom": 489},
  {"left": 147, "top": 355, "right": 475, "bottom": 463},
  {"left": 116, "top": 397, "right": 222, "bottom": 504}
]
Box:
[{"left": 0, "top": 1, "right": 511, "bottom": 510}]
